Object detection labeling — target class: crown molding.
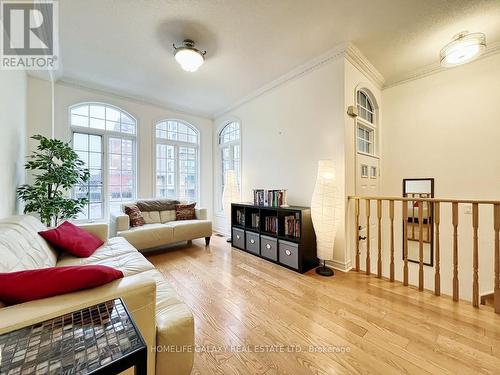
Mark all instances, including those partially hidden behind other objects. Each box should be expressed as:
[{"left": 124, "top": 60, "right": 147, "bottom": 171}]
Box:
[
  {"left": 214, "top": 42, "right": 348, "bottom": 118},
  {"left": 214, "top": 42, "right": 384, "bottom": 119},
  {"left": 344, "top": 43, "right": 385, "bottom": 89},
  {"left": 48, "top": 76, "right": 213, "bottom": 119},
  {"left": 384, "top": 40, "right": 500, "bottom": 89}
]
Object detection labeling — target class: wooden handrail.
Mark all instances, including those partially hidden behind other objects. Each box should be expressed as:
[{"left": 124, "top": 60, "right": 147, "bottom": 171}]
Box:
[
  {"left": 349, "top": 196, "right": 500, "bottom": 314},
  {"left": 349, "top": 196, "right": 500, "bottom": 205}
]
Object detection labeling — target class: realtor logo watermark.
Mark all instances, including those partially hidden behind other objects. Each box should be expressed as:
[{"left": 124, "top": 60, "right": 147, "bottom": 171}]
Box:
[{"left": 1, "top": 0, "right": 58, "bottom": 70}]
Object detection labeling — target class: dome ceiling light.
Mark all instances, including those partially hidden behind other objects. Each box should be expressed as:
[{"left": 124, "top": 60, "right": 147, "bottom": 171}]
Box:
[
  {"left": 173, "top": 39, "right": 206, "bottom": 72},
  {"left": 440, "top": 31, "right": 486, "bottom": 67}
]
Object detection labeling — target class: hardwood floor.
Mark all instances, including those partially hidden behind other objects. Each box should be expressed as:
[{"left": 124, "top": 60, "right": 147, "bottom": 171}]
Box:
[{"left": 146, "top": 234, "right": 500, "bottom": 375}]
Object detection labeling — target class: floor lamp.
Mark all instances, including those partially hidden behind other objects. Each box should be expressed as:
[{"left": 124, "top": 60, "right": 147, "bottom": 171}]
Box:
[
  {"left": 311, "top": 160, "right": 336, "bottom": 276},
  {"left": 222, "top": 170, "right": 240, "bottom": 242}
]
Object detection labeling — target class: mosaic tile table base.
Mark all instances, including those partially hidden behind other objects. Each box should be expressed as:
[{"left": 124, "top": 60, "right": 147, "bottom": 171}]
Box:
[{"left": 0, "top": 298, "right": 147, "bottom": 375}]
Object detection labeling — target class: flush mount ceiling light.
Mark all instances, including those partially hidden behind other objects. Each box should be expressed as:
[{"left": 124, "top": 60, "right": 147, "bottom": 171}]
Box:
[
  {"left": 173, "top": 39, "right": 206, "bottom": 72},
  {"left": 440, "top": 31, "right": 486, "bottom": 67}
]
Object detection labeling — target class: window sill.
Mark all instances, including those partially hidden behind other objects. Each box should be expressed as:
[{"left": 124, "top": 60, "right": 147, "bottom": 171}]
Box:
[{"left": 357, "top": 151, "right": 379, "bottom": 159}]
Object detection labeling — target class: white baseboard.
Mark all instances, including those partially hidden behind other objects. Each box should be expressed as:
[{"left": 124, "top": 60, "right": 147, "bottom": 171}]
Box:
[
  {"left": 213, "top": 226, "right": 230, "bottom": 237},
  {"left": 325, "top": 259, "right": 352, "bottom": 272}
]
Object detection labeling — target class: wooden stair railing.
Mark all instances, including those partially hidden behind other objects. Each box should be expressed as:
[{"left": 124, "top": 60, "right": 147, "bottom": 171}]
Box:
[
  {"left": 389, "top": 200, "right": 395, "bottom": 282},
  {"left": 435, "top": 201, "right": 440, "bottom": 296},
  {"left": 349, "top": 196, "right": 500, "bottom": 314}
]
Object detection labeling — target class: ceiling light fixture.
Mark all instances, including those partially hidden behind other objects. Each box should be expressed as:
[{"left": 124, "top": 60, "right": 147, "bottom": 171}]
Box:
[
  {"left": 173, "top": 39, "right": 206, "bottom": 72},
  {"left": 440, "top": 31, "right": 486, "bottom": 67}
]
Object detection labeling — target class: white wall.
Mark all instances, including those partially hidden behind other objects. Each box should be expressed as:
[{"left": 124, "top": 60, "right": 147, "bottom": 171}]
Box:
[
  {"left": 214, "top": 56, "right": 348, "bottom": 266},
  {"left": 27, "top": 77, "right": 214, "bottom": 218},
  {"left": 380, "top": 53, "right": 500, "bottom": 300},
  {"left": 0, "top": 71, "right": 27, "bottom": 219},
  {"left": 27, "top": 76, "right": 52, "bottom": 164}
]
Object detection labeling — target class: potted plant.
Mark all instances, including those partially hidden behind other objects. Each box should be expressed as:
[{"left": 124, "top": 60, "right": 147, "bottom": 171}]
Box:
[{"left": 17, "top": 134, "right": 90, "bottom": 227}]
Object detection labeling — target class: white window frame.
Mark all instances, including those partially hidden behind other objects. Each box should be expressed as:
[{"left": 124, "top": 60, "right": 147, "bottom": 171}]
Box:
[
  {"left": 69, "top": 102, "right": 138, "bottom": 221},
  {"left": 218, "top": 121, "right": 241, "bottom": 212},
  {"left": 361, "top": 164, "right": 369, "bottom": 178},
  {"left": 357, "top": 90, "right": 375, "bottom": 124},
  {"left": 357, "top": 124, "right": 374, "bottom": 155},
  {"left": 154, "top": 119, "right": 200, "bottom": 202},
  {"left": 356, "top": 90, "right": 377, "bottom": 157}
]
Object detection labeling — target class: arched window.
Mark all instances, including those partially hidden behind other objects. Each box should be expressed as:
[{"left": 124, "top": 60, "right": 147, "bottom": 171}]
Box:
[
  {"left": 155, "top": 120, "right": 199, "bottom": 201},
  {"left": 357, "top": 90, "right": 374, "bottom": 124},
  {"left": 356, "top": 90, "right": 376, "bottom": 155},
  {"left": 70, "top": 103, "right": 137, "bottom": 220},
  {"left": 218, "top": 121, "right": 240, "bottom": 208}
]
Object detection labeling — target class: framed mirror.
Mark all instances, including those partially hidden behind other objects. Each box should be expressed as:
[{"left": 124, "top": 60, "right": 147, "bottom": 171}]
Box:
[{"left": 403, "top": 178, "right": 434, "bottom": 266}]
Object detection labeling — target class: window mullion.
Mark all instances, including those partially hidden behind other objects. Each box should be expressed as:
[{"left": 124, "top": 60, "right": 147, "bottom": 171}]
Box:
[
  {"left": 175, "top": 144, "right": 180, "bottom": 199},
  {"left": 103, "top": 133, "right": 109, "bottom": 219},
  {"left": 196, "top": 146, "right": 199, "bottom": 203},
  {"left": 230, "top": 144, "right": 235, "bottom": 171}
]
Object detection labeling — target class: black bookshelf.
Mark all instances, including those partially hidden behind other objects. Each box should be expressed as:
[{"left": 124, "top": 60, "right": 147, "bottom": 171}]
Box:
[{"left": 231, "top": 203, "right": 318, "bottom": 273}]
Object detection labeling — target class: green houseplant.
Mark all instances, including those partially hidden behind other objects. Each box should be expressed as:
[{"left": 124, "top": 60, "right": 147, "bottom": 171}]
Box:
[{"left": 17, "top": 134, "right": 90, "bottom": 227}]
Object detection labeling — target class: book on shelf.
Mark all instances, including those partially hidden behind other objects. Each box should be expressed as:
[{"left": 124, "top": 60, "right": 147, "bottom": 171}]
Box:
[
  {"left": 253, "top": 189, "right": 288, "bottom": 207},
  {"left": 235, "top": 209, "right": 245, "bottom": 226},
  {"left": 283, "top": 214, "right": 300, "bottom": 238},
  {"left": 250, "top": 213, "right": 260, "bottom": 229},
  {"left": 264, "top": 216, "right": 278, "bottom": 234}
]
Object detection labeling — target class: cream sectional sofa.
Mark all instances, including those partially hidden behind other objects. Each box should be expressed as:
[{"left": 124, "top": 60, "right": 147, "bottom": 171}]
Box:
[
  {"left": 0, "top": 215, "right": 194, "bottom": 375},
  {"left": 110, "top": 199, "right": 212, "bottom": 252}
]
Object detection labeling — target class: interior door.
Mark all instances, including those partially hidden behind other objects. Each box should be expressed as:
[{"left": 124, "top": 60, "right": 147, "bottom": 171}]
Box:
[{"left": 356, "top": 153, "right": 380, "bottom": 273}]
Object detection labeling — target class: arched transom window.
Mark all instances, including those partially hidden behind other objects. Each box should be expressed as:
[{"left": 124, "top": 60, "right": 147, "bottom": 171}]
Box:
[
  {"left": 357, "top": 90, "right": 374, "bottom": 124},
  {"left": 218, "top": 121, "right": 240, "bottom": 208},
  {"left": 70, "top": 103, "right": 137, "bottom": 220},
  {"left": 155, "top": 120, "right": 199, "bottom": 201}
]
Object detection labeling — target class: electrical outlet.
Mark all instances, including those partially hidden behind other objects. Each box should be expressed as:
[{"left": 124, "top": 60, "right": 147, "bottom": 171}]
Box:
[{"left": 463, "top": 203, "right": 472, "bottom": 214}]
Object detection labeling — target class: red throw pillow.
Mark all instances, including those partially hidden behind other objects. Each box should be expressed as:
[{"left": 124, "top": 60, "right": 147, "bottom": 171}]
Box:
[
  {"left": 0, "top": 265, "right": 123, "bottom": 305},
  {"left": 39, "top": 221, "right": 104, "bottom": 257},
  {"left": 175, "top": 202, "right": 196, "bottom": 220}
]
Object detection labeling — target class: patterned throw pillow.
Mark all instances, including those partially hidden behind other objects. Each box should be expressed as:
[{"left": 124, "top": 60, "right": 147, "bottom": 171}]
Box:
[
  {"left": 124, "top": 204, "right": 146, "bottom": 227},
  {"left": 175, "top": 203, "right": 196, "bottom": 221}
]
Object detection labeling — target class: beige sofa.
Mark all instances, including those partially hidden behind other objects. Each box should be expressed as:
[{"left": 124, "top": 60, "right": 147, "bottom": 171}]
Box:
[
  {"left": 0, "top": 215, "right": 194, "bottom": 375},
  {"left": 110, "top": 199, "right": 212, "bottom": 252}
]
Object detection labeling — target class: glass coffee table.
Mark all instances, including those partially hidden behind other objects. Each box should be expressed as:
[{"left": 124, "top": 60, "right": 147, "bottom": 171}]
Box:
[{"left": 0, "top": 298, "right": 147, "bottom": 375}]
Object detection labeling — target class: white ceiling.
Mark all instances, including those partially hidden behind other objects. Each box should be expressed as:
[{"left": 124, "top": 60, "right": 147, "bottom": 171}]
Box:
[{"left": 58, "top": 0, "right": 500, "bottom": 118}]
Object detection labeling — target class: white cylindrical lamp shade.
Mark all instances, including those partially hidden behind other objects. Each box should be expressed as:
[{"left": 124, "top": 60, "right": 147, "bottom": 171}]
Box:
[
  {"left": 222, "top": 170, "right": 240, "bottom": 233},
  {"left": 311, "top": 160, "right": 336, "bottom": 261}
]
